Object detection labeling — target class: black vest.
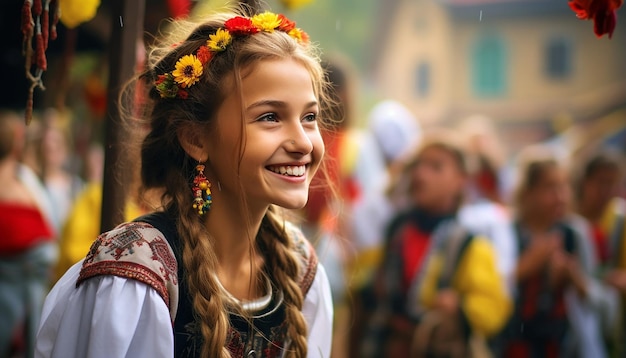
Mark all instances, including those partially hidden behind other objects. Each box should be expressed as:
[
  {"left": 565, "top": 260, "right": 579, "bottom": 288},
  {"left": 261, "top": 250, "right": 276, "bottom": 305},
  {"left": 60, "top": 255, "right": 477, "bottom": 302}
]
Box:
[{"left": 136, "top": 212, "right": 292, "bottom": 358}]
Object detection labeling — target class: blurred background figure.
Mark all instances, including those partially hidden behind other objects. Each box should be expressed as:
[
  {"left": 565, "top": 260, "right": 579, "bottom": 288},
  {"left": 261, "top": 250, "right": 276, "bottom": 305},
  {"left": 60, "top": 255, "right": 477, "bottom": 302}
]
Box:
[
  {"left": 457, "top": 115, "right": 517, "bottom": 294},
  {"left": 501, "top": 145, "right": 603, "bottom": 358},
  {"left": 352, "top": 100, "right": 422, "bottom": 255},
  {"left": 301, "top": 56, "right": 359, "bottom": 305},
  {"left": 572, "top": 148, "right": 626, "bottom": 357},
  {"left": 360, "top": 131, "right": 510, "bottom": 358},
  {"left": 0, "top": 110, "right": 56, "bottom": 358},
  {"left": 458, "top": 115, "right": 507, "bottom": 204},
  {"left": 342, "top": 99, "right": 422, "bottom": 358},
  {"left": 40, "top": 109, "right": 84, "bottom": 229},
  {"left": 53, "top": 143, "right": 144, "bottom": 281}
]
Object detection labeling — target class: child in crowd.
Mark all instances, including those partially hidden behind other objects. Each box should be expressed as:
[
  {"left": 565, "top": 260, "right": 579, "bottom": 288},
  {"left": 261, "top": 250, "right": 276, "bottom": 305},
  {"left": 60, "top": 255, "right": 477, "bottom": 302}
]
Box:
[
  {"left": 361, "top": 132, "right": 510, "bottom": 357},
  {"left": 503, "top": 146, "right": 589, "bottom": 358}
]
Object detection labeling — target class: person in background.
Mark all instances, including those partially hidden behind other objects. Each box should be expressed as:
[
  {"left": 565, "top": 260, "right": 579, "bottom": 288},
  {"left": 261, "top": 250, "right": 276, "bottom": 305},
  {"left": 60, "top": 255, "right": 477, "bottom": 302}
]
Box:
[
  {"left": 573, "top": 148, "right": 625, "bottom": 357},
  {"left": 361, "top": 131, "right": 510, "bottom": 357},
  {"left": 503, "top": 146, "right": 592, "bottom": 358},
  {"left": 54, "top": 144, "right": 144, "bottom": 280},
  {"left": 456, "top": 116, "right": 517, "bottom": 295},
  {"left": 0, "top": 110, "right": 56, "bottom": 358},
  {"left": 19, "top": 118, "right": 59, "bottom": 233},
  {"left": 345, "top": 99, "right": 421, "bottom": 358},
  {"left": 40, "top": 109, "right": 84, "bottom": 228},
  {"left": 302, "top": 56, "right": 358, "bottom": 306},
  {"left": 574, "top": 149, "right": 626, "bottom": 287}
]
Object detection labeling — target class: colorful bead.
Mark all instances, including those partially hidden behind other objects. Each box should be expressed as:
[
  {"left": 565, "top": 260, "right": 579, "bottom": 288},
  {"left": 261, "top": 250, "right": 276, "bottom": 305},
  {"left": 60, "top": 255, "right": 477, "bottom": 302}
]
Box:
[{"left": 192, "top": 164, "right": 212, "bottom": 215}]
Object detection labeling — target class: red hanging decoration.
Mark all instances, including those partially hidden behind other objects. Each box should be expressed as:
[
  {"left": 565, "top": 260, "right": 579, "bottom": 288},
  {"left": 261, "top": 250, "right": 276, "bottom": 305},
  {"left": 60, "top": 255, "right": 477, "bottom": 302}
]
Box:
[{"left": 20, "top": 0, "right": 58, "bottom": 125}]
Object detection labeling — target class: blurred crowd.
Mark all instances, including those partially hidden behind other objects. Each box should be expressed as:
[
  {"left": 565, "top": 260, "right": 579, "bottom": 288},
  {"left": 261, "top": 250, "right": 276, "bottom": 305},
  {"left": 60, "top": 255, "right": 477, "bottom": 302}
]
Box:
[
  {"left": 308, "top": 61, "right": 626, "bottom": 358},
  {"left": 1, "top": 57, "right": 625, "bottom": 358}
]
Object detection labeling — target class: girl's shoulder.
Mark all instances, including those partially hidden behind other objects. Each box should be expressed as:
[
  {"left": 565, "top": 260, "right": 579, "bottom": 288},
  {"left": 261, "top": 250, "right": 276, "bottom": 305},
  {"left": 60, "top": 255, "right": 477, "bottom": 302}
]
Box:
[
  {"left": 283, "top": 221, "right": 318, "bottom": 296},
  {"left": 76, "top": 220, "right": 179, "bottom": 320}
]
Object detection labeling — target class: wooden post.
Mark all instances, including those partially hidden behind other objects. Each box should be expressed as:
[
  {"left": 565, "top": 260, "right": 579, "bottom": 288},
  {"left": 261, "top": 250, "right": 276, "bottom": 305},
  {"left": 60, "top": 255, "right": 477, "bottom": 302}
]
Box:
[{"left": 100, "top": 0, "right": 145, "bottom": 233}]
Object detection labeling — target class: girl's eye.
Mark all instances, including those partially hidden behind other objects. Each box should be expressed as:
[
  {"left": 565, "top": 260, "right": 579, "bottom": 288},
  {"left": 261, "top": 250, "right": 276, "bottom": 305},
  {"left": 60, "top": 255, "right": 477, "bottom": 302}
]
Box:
[
  {"left": 256, "top": 113, "right": 278, "bottom": 122},
  {"left": 302, "top": 113, "right": 317, "bottom": 122}
]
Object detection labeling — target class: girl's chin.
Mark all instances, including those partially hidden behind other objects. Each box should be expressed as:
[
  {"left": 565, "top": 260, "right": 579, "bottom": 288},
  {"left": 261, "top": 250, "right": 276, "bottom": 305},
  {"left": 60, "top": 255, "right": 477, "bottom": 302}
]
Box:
[{"left": 274, "top": 198, "right": 309, "bottom": 210}]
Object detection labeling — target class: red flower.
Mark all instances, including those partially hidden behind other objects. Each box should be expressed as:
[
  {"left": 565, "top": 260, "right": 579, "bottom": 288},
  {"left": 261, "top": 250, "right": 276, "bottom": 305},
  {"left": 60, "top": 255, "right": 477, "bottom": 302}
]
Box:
[
  {"left": 277, "top": 14, "right": 296, "bottom": 32},
  {"left": 177, "top": 89, "right": 188, "bottom": 99},
  {"left": 224, "top": 16, "right": 259, "bottom": 35},
  {"left": 196, "top": 45, "right": 212, "bottom": 64},
  {"left": 569, "top": 0, "right": 623, "bottom": 38},
  {"left": 155, "top": 74, "right": 167, "bottom": 85}
]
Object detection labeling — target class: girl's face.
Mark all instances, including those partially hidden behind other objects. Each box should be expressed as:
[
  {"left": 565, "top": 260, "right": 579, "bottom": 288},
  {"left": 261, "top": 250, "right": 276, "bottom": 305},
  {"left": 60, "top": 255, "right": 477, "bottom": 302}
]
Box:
[
  {"left": 207, "top": 58, "right": 324, "bottom": 210},
  {"left": 409, "top": 146, "right": 465, "bottom": 212},
  {"left": 526, "top": 166, "right": 571, "bottom": 223}
]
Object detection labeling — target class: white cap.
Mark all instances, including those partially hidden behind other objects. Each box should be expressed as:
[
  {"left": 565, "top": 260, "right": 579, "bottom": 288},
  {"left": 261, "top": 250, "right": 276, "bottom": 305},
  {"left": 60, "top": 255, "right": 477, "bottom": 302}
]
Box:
[{"left": 368, "top": 100, "right": 421, "bottom": 162}]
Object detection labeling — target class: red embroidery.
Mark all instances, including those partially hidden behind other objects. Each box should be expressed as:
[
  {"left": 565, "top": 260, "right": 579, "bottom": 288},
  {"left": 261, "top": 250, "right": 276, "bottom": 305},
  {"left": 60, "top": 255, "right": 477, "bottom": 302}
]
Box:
[
  {"left": 77, "top": 261, "right": 171, "bottom": 307},
  {"left": 77, "top": 221, "right": 179, "bottom": 320},
  {"left": 149, "top": 239, "right": 178, "bottom": 285},
  {"left": 108, "top": 223, "right": 147, "bottom": 259},
  {"left": 226, "top": 327, "right": 245, "bottom": 357}
]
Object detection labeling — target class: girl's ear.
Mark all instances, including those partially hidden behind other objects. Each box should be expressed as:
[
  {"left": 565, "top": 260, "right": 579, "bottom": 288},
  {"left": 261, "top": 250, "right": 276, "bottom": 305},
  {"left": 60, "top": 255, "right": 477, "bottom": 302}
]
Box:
[{"left": 177, "top": 123, "right": 209, "bottom": 162}]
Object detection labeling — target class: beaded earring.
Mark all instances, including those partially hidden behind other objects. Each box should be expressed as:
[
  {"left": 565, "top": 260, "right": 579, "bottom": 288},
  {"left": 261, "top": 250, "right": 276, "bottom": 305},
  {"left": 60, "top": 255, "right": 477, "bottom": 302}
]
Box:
[{"left": 192, "top": 164, "right": 212, "bottom": 215}]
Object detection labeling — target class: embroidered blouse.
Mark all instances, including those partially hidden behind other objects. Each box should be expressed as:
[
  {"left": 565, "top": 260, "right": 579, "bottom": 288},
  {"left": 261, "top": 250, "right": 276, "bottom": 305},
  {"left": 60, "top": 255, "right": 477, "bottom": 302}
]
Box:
[{"left": 35, "top": 212, "right": 333, "bottom": 358}]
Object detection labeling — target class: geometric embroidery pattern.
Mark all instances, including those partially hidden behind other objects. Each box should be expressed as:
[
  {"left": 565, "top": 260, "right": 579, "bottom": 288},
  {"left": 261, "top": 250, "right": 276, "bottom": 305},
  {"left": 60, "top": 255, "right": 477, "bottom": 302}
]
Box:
[{"left": 77, "top": 220, "right": 179, "bottom": 321}]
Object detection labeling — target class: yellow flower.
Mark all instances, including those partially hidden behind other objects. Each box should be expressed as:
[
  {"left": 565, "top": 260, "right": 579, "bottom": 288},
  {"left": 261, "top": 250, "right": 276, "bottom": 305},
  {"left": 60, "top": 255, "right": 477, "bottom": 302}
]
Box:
[
  {"left": 207, "top": 28, "right": 232, "bottom": 52},
  {"left": 172, "top": 55, "right": 203, "bottom": 88},
  {"left": 288, "top": 28, "right": 310, "bottom": 44},
  {"left": 251, "top": 12, "right": 282, "bottom": 32},
  {"left": 280, "top": 0, "right": 313, "bottom": 10}
]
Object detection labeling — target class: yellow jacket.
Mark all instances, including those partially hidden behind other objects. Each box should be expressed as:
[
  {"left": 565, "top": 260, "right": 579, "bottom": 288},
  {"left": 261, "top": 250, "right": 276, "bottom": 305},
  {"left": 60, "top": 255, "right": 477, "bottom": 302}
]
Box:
[
  {"left": 419, "top": 237, "right": 512, "bottom": 337},
  {"left": 55, "top": 183, "right": 143, "bottom": 280},
  {"left": 600, "top": 197, "right": 626, "bottom": 269}
]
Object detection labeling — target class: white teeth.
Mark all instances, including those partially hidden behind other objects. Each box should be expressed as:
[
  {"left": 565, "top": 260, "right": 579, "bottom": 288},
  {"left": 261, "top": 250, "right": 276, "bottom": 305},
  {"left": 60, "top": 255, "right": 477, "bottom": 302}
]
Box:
[{"left": 268, "top": 165, "right": 306, "bottom": 177}]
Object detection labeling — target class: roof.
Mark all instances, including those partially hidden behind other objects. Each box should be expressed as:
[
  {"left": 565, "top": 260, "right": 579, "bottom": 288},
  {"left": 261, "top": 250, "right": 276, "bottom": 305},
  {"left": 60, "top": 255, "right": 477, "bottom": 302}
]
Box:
[{"left": 438, "top": 0, "right": 571, "bottom": 18}]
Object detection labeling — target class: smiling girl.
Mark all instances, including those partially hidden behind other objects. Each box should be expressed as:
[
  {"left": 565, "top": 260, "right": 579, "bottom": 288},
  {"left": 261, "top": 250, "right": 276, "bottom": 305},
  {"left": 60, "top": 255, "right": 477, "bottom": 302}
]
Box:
[{"left": 35, "top": 9, "right": 334, "bottom": 358}]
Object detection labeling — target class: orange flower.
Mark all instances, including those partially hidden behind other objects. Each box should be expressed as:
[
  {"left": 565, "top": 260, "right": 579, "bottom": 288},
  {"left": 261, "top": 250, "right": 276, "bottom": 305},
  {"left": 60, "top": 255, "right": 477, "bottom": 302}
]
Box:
[
  {"left": 277, "top": 14, "right": 296, "bottom": 32},
  {"left": 569, "top": 0, "right": 623, "bottom": 38},
  {"left": 196, "top": 45, "right": 212, "bottom": 64},
  {"left": 224, "top": 16, "right": 259, "bottom": 35}
]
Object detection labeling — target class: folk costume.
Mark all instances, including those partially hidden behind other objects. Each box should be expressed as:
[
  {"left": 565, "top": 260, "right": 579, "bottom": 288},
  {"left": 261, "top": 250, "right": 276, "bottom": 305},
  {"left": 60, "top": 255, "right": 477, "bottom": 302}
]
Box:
[{"left": 35, "top": 211, "right": 333, "bottom": 358}]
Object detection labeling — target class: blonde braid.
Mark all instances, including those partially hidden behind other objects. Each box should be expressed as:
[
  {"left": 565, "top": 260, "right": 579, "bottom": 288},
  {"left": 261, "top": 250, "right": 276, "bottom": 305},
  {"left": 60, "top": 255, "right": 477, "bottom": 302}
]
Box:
[
  {"left": 172, "top": 186, "right": 231, "bottom": 358},
  {"left": 262, "top": 210, "right": 309, "bottom": 357}
]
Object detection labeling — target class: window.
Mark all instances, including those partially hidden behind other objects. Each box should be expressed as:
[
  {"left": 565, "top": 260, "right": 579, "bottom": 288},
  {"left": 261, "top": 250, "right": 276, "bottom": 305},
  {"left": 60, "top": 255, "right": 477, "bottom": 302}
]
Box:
[
  {"left": 415, "top": 61, "right": 431, "bottom": 97},
  {"left": 545, "top": 37, "right": 572, "bottom": 79},
  {"left": 472, "top": 36, "right": 507, "bottom": 97}
]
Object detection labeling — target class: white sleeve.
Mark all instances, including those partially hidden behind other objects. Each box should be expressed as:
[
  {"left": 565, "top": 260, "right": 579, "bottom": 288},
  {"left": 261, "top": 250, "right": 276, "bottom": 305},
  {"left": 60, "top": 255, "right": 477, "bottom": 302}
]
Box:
[
  {"left": 35, "top": 261, "right": 174, "bottom": 358},
  {"left": 302, "top": 264, "right": 333, "bottom": 358}
]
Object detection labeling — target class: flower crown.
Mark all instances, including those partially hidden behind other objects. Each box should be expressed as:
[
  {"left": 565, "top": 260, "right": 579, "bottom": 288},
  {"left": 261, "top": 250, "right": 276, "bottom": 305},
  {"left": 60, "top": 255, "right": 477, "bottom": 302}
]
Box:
[{"left": 155, "top": 12, "right": 309, "bottom": 99}]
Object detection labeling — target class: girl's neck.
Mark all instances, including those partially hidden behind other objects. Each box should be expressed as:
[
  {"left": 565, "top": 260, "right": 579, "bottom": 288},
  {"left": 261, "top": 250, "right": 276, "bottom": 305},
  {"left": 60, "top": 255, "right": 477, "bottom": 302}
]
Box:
[{"left": 203, "top": 192, "right": 267, "bottom": 300}]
